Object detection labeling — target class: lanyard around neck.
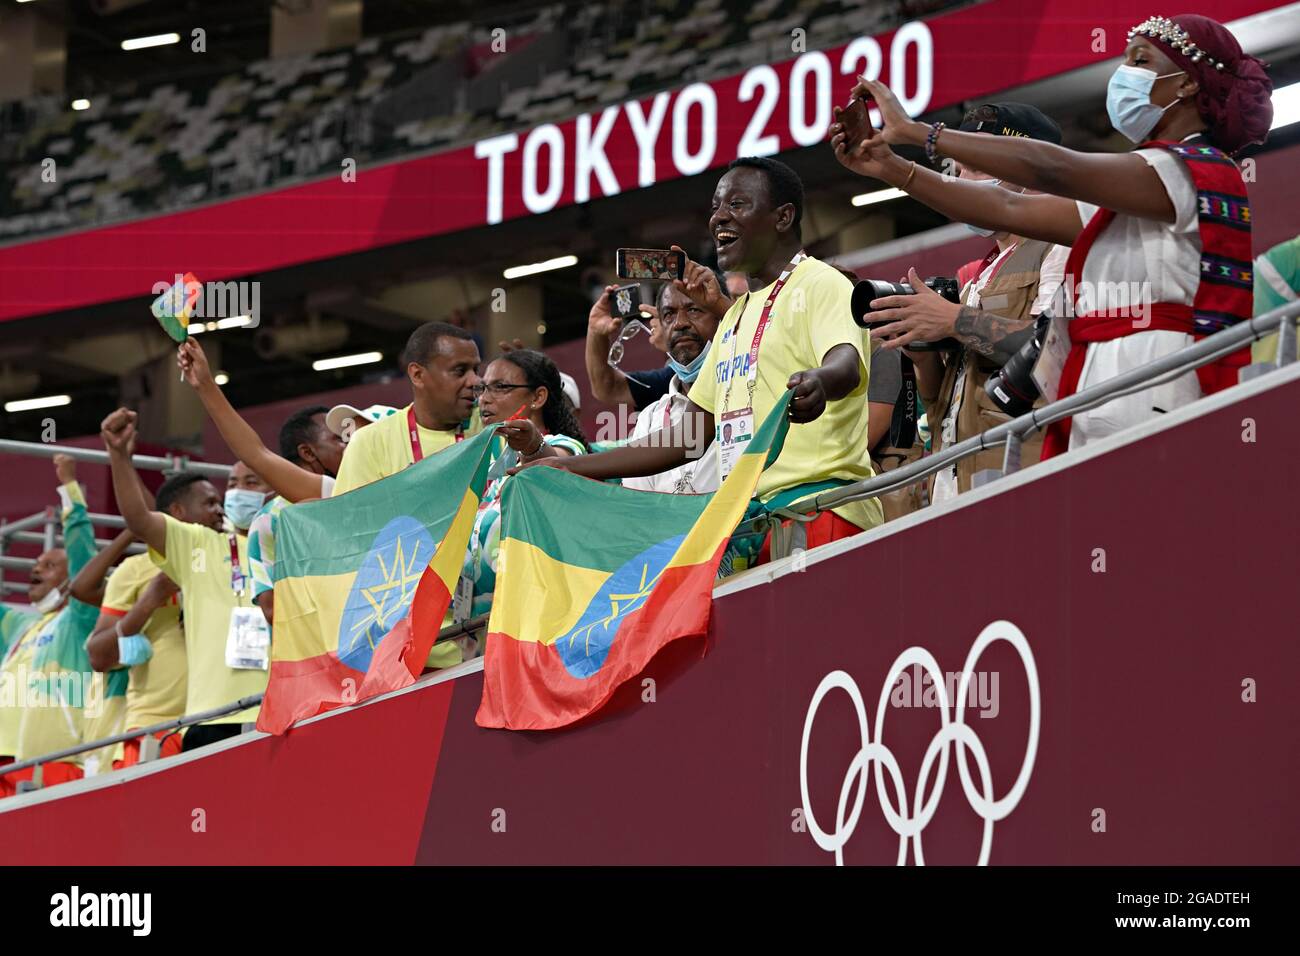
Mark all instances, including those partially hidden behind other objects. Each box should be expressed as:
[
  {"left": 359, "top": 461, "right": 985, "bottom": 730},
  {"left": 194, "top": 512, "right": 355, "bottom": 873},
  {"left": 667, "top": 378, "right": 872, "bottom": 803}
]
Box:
[
  {"left": 408, "top": 405, "right": 463, "bottom": 463},
  {"left": 722, "top": 251, "right": 807, "bottom": 413}
]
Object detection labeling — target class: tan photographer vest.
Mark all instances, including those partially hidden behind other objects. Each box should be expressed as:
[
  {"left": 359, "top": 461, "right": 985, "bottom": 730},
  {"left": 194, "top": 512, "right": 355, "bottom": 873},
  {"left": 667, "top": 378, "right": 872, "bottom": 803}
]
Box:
[{"left": 927, "top": 238, "right": 1054, "bottom": 497}]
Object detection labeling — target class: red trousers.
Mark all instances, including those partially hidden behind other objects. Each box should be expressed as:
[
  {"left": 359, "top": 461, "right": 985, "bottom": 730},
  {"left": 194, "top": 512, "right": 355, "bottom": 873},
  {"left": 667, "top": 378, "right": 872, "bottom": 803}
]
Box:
[
  {"left": 0, "top": 759, "right": 82, "bottom": 798},
  {"left": 113, "top": 729, "right": 185, "bottom": 770},
  {"left": 755, "top": 510, "right": 864, "bottom": 566}
]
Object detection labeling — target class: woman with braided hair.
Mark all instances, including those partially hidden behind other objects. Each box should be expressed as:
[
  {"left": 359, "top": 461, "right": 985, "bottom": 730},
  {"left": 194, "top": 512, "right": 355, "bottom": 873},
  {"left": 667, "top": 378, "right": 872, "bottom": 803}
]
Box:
[
  {"left": 463, "top": 348, "right": 588, "bottom": 619},
  {"left": 831, "top": 13, "right": 1273, "bottom": 457}
]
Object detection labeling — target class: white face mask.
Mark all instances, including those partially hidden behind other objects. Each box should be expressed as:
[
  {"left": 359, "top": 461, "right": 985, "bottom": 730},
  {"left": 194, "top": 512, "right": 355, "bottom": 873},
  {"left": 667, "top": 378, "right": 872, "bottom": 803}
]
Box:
[
  {"left": 34, "top": 583, "right": 66, "bottom": 614},
  {"left": 1107, "top": 64, "right": 1186, "bottom": 143},
  {"left": 961, "top": 177, "right": 1017, "bottom": 237}
]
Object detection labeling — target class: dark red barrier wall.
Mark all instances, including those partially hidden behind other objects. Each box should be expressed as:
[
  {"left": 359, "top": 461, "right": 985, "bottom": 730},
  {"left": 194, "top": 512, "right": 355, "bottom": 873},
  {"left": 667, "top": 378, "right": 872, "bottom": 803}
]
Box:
[{"left": 1, "top": 371, "right": 1296, "bottom": 864}]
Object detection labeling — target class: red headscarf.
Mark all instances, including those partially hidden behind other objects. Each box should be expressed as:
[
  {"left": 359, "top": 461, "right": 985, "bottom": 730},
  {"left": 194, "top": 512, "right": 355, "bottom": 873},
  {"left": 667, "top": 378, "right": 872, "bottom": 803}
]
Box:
[{"left": 1130, "top": 14, "right": 1273, "bottom": 155}]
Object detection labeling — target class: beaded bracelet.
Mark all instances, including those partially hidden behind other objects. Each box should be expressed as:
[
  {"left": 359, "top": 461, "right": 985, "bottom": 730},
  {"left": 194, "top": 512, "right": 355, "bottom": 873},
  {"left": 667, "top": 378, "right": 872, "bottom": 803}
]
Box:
[{"left": 924, "top": 122, "right": 945, "bottom": 164}]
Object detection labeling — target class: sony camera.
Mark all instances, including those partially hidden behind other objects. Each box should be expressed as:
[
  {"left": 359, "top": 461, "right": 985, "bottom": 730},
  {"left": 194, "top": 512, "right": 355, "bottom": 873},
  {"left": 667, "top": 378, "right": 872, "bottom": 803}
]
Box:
[
  {"left": 851, "top": 277, "right": 963, "bottom": 351},
  {"left": 984, "top": 312, "right": 1053, "bottom": 417}
]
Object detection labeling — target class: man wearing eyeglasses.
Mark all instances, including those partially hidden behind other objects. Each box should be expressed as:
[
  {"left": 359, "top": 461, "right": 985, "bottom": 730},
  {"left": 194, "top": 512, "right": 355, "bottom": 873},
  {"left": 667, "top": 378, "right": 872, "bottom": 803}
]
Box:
[{"left": 332, "top": 321, "right": 483, "bottom": 496}]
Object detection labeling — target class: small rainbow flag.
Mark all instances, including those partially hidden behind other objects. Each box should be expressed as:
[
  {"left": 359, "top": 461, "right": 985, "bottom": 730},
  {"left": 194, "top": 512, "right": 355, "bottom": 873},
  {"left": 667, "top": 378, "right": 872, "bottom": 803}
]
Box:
[
  {"left": 149, "top": 272, "right": 202, "bottom": 343},
  {"left": 477, "top": 393, "right": 791, "bottom": 730}
]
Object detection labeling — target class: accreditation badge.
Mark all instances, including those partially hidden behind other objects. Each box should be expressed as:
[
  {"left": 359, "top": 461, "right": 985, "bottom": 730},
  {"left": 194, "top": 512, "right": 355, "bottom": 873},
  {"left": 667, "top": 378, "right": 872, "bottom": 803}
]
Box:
[
  {"left": 717, "top": 407, "right": 754, "bottom": 482},
  {"left": 452, "top": 572, "right": 474, "bottom": 624},
  {"left": 225, "top": 606, "right": 271, "bottom": 671}
]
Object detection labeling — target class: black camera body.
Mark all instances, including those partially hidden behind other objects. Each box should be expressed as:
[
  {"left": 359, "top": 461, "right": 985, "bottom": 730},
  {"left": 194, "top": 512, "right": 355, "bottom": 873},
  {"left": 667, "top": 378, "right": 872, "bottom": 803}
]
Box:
[
  {"left": 984, "top": 311, "right": 1053, "bottom": 417},
  {"left": 851, "top": 277, "right": 963, "bottom": 351}
]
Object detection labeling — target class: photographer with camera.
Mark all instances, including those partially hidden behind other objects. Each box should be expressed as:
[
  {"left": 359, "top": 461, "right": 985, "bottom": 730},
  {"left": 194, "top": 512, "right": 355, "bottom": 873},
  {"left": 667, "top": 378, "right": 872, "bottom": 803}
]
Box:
[{"left": 849, "top": 103, "right": 1069, "bottom": 501}]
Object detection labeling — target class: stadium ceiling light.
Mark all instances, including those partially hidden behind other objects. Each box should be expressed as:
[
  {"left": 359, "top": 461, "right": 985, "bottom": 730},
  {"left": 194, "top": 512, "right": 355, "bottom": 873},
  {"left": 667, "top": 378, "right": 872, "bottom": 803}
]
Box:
[
  {"left": 1271, "top": 81, "right": 1300, "bottom": 131},
  {"left": 71, "top": 99, "right": 91, "bottom": 111},
  {"left": 214, "top": 372, "right": 230, "bottom": 386},
  {"left": 187, "top": 322, "right": 205, "bottom": 335},
  {"left": 5, "top": 394, "right": 71, "bottom": 413},
  {"left": 312, "top": 351, "right": 383, "bottom": 372},
  {"left": 502, "top": 255, "right": 579, "bottom": 280},
  {"left": 216, "top": 315, "right": 253, "bottom": 329},
  {"left": 120, "top": 33, "right": 181, "bottom": 51},
  {"left": 851, "top": 187, "right": 907, "bottom": 208}
]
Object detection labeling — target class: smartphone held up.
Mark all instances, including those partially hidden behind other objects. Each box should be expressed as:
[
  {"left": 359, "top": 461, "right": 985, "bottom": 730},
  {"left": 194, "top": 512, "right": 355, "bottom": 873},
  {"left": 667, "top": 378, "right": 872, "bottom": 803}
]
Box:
[{"left": 615, "top": 247, "right": 685, "bottom": 281}]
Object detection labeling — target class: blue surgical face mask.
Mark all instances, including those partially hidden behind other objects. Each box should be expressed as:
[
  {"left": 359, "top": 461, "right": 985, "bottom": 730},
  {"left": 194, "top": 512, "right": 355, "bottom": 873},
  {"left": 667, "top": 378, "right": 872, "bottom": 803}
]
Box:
[
  {"left": 667, "top": 342, "right": 711, "bottom": 383},
  {"left": 223, "top": 489, "right": 265, "bottom": 531},
  {"left": 1107, "top": 65, "right": 1185, "bottom": 144}
]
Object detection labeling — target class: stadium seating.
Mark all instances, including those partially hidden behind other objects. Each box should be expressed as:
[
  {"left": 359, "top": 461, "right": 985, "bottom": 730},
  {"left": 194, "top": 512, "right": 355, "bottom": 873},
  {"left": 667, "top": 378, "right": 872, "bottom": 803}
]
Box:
[{"left": 0, "top": 0, "right": 952, "bottom": 240}]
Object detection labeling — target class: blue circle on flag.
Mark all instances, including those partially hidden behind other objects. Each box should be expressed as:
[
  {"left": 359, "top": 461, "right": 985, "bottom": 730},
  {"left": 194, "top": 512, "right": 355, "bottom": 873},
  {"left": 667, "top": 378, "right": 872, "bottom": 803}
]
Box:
[
  {"left": 337, "top": 515, "right": 435, "bottom": 672},
  {"left": 552, "top": 535, "right": 684, "bottom": 680}
]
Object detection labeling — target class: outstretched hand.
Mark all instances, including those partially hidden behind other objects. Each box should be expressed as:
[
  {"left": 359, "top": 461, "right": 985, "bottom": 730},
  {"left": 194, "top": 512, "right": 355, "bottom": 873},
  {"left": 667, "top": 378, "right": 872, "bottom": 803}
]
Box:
[
  {"left": 506, "top": 455, "right": 574, "bottom": 477},
  {"left": 786, "top": 370, "right": 828, "bottom": 423}
]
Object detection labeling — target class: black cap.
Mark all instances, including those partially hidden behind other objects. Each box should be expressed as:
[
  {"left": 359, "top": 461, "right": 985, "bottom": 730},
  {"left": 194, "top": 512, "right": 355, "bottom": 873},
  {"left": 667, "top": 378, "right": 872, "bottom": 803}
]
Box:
[{"left": 958, "top": 102, "right": 1062, "bottom": 144}]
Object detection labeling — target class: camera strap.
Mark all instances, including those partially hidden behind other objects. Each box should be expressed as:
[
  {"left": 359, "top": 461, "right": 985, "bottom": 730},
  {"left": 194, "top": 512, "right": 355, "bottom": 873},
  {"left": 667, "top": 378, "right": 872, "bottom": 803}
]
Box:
[{"left": 888, "top": 353, "right": 918, "bottom": 449}]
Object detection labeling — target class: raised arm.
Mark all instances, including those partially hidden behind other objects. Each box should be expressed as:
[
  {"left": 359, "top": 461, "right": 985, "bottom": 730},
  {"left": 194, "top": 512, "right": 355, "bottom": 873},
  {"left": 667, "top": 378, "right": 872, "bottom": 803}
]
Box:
[
  {"left": 585, "top": 285, "right": 637, "bottom": 406},
  {"left": 178, "top": 338, "right": 323, "bottom": 503},
  {"left": 101, "top": 408, "right": 168, "bottom": 556},
  {"left": 53, "top": 456, "right": 96, "bottom": 583},
  {"left": 833, "top": 127, "right": 1083, "bottom": 248},
  {"left": 837, "top": 78, "right": 1177, "bottom": 230},
  {"left": 68, "top": 528, "right": 133, "bottom": 607}
]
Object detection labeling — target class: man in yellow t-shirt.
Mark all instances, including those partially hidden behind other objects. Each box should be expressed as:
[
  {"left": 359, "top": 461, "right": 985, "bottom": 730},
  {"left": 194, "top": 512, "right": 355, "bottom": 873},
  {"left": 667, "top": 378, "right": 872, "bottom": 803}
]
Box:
[
  {"left": 102, "top": 409, "right": 269, "bottom": 753},
  {"left": 518, "top": 157, "right": 882, "bottom": 556},
  {"left": 332, "top": 321, "right": 484, "bottom": 669},
  {"left": 84, "top": 473, "right": 203, "bottom": 766},
  {"left": 332, "top": 321, "right": 483, "bottom": 495}
]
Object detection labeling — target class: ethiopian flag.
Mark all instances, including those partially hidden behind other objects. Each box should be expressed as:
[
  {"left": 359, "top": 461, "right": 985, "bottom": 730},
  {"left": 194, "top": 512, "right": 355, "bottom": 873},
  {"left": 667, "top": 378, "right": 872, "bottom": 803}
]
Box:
[
  {"left": 477, "top": 393, "right": 791, "bottom": 730},
  {"left": 258, "top": 428, "right": 496, "bottom": 734}
]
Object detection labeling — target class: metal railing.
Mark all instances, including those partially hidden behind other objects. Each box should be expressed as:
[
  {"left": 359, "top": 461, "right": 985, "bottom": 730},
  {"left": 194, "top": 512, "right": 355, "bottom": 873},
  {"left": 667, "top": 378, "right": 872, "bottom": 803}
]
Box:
[
  {"left": 0, "top": 439, "right": 231, "bottom": 479},
  {"left": 0, "top": 614, "right": 489, "bottom": 789},
  {"left": 0, "top": 442, "right": 231, "bottom": 592},
  {"left": 758, "top": 300, "right": 1300, "bottom": 547}
]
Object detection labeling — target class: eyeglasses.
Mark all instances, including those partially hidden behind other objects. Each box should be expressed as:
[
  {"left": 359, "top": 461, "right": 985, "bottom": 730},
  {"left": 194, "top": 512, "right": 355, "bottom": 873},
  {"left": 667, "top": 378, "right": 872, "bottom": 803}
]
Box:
[
  {"left": 471, "top": 382, "right": 533, "bottom": 397},
  {"left": 607, "top": 319, "right": 649, "bottom": 369}
]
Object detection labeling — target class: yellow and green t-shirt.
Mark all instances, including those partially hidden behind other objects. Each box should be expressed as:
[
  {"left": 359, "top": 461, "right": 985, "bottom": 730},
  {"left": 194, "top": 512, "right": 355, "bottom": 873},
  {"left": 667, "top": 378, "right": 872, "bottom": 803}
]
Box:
[
  {"left": 1251, "top": 235, "right": 1300, "bottom": 364},
  {"left": 692, "top": 256, "right": 883, "bottom": 532},
  {"left": 0, "top": 610, "right": 58, "bottom": 757},
  {"left": 102, "top": 551, "right": 187, "bottom": 729},
  {"left": 11, "top": 480, "right": 103, "bottom": 762},
  {"left": 151, "top": 516, "right": 266, "bottom": 724}
]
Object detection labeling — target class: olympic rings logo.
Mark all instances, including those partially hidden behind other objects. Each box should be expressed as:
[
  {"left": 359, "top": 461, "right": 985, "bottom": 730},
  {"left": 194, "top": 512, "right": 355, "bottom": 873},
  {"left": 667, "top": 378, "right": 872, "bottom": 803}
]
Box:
[{"left": 799, "top": 620, "right": 1040, "bottom": 866}]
